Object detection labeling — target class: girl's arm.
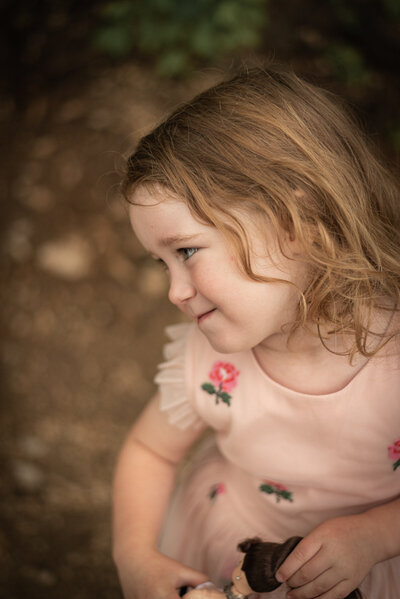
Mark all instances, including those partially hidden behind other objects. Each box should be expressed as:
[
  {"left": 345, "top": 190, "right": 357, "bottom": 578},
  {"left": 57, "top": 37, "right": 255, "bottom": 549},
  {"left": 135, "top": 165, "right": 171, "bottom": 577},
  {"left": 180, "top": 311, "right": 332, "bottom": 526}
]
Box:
[
  {"left": 275, "top": 497, "right": 400, "bottom": 599},
  {"left": 112, "top": 393, "right": 208, "bottom": 599}
]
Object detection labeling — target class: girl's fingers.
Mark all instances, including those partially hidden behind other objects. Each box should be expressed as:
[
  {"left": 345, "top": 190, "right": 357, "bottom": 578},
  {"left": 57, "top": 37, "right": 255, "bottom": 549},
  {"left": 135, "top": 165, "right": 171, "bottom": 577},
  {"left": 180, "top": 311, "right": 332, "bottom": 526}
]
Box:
[
  {"left": 276, "top": 539, "right": 322, "bottom": 582},
  {"left": 287, "top": 579, "right": 353, "bottom": 599},
  {"left": 286, "top": 551, "right": 331, "bottom": 588},
  {"left": 285, "top": 568, "right": 343, "bottom": 599}
]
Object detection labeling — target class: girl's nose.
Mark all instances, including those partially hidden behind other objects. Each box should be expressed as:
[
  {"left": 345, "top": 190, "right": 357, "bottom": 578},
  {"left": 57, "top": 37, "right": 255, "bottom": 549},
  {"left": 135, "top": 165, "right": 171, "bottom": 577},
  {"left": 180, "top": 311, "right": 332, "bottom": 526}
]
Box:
[{"left": 168, "top": 272, "right": 196, "bottom": 306}]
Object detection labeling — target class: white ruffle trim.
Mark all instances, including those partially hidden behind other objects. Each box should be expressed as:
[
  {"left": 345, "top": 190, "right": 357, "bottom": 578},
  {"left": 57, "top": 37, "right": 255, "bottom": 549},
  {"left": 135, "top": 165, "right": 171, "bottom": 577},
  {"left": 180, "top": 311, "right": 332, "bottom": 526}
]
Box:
[{"left": 154, "top": 323, "right": 203, "bottom": 430}]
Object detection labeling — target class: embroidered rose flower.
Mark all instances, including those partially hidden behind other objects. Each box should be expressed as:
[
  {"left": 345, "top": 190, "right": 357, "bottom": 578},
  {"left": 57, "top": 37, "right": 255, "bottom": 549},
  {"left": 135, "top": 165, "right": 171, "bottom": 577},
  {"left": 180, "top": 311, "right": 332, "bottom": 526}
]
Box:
[
  {"left": 259, "top": 480, "right": 293, "bottom": 503},
  {"left": 209, "top": 361, "right": 240, "bottom": 392},
  {"left": 388, "top": 438, "right": 400, "bottom": 471},
  {"left": 209, "top": 482, "right": 226, "bottom": 500},
  {"left": 201, "top": 361, "right": 240, "bottom": 406}
]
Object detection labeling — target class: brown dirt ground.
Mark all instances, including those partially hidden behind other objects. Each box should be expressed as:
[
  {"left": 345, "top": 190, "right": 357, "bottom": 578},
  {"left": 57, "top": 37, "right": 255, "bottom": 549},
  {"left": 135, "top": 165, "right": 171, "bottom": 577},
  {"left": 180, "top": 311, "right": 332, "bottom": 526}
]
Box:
[
  {"left": 0, "top": 57, "right": 230, "bottom": 598},
  {"left": 0, "top": 48, "right": 398, "bottom": 599}
]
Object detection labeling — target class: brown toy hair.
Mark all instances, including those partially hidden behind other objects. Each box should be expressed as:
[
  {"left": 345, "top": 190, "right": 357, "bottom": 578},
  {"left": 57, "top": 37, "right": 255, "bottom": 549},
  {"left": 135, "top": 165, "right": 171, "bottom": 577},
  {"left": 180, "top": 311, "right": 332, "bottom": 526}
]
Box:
[
  {"left": 123, "top": 67, "right": 400, "bottom": 361},
  {"left": 238, "top": 537, "right": 362, "bottom": 598}
]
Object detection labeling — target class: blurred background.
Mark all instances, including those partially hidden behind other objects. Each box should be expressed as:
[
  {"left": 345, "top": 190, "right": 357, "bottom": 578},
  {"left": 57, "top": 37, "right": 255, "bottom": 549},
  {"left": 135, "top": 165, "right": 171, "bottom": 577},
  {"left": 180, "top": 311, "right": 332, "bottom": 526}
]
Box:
[{"left": 0, "top": 1, "right": 399, "bottom": 597}]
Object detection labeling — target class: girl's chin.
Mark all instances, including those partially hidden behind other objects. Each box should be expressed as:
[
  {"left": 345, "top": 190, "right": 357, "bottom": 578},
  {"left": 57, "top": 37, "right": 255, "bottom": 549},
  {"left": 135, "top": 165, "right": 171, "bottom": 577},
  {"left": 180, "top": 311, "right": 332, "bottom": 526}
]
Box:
[{"left": 203, "top": 331, "right": 259, "bottom": 356}]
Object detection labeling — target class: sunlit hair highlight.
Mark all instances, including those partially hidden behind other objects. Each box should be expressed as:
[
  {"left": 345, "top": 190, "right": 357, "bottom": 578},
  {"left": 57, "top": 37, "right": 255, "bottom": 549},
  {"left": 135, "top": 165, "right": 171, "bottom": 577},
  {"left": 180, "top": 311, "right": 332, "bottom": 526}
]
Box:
[{"left": 123, "top": 67, "right": 400, "bottom": 359}]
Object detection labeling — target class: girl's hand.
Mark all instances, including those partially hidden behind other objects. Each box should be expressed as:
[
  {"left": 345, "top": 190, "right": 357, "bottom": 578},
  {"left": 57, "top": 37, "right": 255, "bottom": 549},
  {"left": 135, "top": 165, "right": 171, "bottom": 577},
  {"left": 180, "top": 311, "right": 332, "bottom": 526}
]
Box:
[
  {"left": 275, "top": 515, "right": 378, "bottom": 599},
  {"left": 116, "top": 547, "right": 209, "bottom": 599}
]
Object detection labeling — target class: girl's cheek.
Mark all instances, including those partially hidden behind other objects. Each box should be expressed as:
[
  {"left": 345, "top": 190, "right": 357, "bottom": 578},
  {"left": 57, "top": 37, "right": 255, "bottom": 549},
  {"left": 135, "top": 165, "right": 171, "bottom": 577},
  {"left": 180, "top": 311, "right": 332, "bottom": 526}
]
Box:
[{"left": 197, "top": 270, "right": 222, "bottom": 290}]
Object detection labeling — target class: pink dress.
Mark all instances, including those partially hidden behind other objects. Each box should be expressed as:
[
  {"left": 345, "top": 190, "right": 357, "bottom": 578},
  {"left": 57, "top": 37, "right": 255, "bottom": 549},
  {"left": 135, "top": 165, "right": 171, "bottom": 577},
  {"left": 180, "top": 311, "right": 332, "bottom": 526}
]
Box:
[{"left": 156, "top": 323, "right": 400, "bottom": 598}]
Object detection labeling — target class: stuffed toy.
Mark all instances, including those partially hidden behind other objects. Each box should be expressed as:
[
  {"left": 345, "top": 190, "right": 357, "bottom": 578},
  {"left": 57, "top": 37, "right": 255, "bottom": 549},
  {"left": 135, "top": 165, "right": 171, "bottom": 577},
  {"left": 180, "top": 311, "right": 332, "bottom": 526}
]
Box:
[{"left": 181, "top": 536, "right": 362, "bottom": 599}]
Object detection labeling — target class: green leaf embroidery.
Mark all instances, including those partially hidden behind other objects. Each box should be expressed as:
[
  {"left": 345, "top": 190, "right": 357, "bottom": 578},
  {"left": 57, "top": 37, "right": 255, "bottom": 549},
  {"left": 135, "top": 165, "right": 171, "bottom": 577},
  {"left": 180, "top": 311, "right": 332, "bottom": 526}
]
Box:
[
  {"left": 259, "top": 483, "right": 274, "bottom": 495},
  {"left": 279, "top": 490, "right": 293, "bottom": 502},
  {"left": 259, "top": 483, "right": 293, "bottom": 503},
  {"left": 201, "top": 382, "right": 215, "bottom": 394},
  {"left": 209, "top": 487, "right": 218, "bottom": 500},
  {"left": 201, "top": 383, "right": 232, "bottom": 405},
  {"left": 219, "top": 391, "right": 231, "bottom": 406},
  {"left": 201, "top": 361, "right": 239, "bottom": 406},
  {"left": 393, "top": 459, "right": 400, "bottom": 471}
]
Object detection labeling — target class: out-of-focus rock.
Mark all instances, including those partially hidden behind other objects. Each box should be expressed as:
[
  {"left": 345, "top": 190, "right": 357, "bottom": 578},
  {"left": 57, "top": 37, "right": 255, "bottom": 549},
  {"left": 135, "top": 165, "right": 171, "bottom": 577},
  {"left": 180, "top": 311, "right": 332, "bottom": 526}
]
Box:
[
  {"left": 13, "top": 459, "right": 45, "bottom": 493},
  {"left": 36, "top": 235, "right": 93, "bottom": 280}
]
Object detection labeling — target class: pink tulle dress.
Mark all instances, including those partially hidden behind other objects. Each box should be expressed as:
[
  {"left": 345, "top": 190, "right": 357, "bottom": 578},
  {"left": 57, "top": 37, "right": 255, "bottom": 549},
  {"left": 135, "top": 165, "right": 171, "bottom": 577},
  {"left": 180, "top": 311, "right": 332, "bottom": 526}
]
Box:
[{"left": 156, "top": 323, "right": 400, "bottom": 598}]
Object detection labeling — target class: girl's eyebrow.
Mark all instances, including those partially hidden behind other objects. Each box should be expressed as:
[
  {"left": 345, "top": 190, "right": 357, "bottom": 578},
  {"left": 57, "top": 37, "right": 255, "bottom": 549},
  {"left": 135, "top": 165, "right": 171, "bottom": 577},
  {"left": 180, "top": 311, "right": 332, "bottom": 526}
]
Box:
[{"left": 160, "top": 233, "right": 202, "bottom": 247}]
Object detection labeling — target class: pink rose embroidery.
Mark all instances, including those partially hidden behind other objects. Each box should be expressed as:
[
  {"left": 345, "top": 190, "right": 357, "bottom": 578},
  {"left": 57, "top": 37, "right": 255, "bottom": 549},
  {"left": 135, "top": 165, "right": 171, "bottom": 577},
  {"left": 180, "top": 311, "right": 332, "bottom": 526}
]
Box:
[
  {"left": 209, "top": 361, "right": 240, "bottom": 392},
  {"left": 388, "top": 438, "right": 400, "bottom": 471},
  {"left": 209, "top": 482, "right": 226, "bottom": 500},
  {"left": 201, "top": 361, "right": 240, "bottom": 406},
  {"left": 259, "top": 480, "right": 293, "bottom": 503}
]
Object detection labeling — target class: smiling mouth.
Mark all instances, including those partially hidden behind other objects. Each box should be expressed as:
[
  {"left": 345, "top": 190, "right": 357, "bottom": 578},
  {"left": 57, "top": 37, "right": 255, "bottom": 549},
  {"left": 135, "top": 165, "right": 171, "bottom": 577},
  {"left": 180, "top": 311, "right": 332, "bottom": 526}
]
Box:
[{"left": 197, "top": 309, "right": 216, "bottom": 323}]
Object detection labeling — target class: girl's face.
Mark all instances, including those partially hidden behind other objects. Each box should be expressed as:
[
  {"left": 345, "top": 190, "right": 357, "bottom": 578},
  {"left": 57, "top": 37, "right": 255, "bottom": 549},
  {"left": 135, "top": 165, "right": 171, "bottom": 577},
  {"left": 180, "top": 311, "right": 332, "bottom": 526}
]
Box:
[{"left": 129, "top": 186, "right": 308, "bottom": 355}]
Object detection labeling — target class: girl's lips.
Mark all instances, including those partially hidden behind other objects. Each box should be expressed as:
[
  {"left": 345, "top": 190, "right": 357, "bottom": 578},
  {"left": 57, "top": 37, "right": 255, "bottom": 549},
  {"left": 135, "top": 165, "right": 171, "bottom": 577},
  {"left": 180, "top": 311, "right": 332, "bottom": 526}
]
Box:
[{"left": 197, "top": 309, "right": 216, "bottom": 323}]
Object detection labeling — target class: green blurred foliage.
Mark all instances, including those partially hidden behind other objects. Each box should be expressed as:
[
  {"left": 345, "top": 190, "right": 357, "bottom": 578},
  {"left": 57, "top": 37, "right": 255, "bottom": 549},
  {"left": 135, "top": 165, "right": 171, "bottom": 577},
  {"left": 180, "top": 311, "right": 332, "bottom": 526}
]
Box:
[
  {"left": 382, "top": 0, "right": 400, "bottom": 17},
  {"left": 90, "top": 0, "right": 399, "bottom": 151},
  {"left": 93, "top": 0, "right": 268, "bottom": 76},
  {"left": 325, "top": 43, "right": 370, "bottom": 85},
  {"left": 324, "top": 0, "right": 399, "bottom": 85}
]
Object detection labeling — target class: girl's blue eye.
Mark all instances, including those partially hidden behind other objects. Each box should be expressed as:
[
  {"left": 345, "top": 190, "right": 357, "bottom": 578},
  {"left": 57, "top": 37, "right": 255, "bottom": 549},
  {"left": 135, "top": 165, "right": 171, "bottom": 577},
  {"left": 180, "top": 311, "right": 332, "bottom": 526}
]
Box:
[{"left": 179, "top": 247, "right": 198, "bottom": 261}]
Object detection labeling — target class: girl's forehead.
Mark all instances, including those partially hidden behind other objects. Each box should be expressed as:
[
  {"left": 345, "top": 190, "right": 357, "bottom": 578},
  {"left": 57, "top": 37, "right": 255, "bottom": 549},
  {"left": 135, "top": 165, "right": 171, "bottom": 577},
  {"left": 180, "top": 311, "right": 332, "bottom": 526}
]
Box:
[
  {"left": 129, "top": 186, "right": 283, "bottom": 246},
  {"left": 129, "top": 187, "right": 216, "bottom": 250},
  {"left": 130, "top": 184, "right": 179, "bottom": 206},
  {"left": 130, "top": 185, "right": 218, "bottom": 234},
  {"left": 129, "top": 189, "right": 195, "bottom": 224}
]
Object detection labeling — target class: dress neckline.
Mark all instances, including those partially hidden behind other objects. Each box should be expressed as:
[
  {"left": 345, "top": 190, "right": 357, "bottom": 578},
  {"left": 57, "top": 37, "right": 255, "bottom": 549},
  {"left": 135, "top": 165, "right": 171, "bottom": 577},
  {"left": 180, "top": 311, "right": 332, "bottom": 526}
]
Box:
[
  {"left": 249, "top": 305, "right": 398, "bottom": 398},
  {"left": 249, "top": 346, "right": 373, "bottom": 398}
]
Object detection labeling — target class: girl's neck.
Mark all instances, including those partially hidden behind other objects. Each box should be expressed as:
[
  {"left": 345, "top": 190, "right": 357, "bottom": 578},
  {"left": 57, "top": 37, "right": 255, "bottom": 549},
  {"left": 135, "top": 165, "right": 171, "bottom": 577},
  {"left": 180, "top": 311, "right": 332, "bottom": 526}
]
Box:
[
  {"left": 253, "top": 308, "right": 396, "bottom": 395},
  {"left": 257, "top": 320, "right": 350, "bottom": 358}
]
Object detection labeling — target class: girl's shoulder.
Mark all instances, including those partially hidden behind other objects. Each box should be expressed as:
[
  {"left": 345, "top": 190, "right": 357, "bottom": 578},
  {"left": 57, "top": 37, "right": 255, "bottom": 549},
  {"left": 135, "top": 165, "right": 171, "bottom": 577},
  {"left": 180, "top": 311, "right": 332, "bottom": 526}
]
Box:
[
  {"left": 156, "top": 322, "right": 253, "bottom": 432},
  {"left": 155, "top": 322, "right": 201, "bottom": 430}
]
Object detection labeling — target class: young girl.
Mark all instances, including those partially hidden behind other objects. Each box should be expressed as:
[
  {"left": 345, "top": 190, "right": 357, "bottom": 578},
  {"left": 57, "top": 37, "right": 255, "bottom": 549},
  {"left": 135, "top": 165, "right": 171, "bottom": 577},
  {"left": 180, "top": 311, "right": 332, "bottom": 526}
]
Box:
[{"left": 112, "top": 67, "right": 400, "bottom": 599}]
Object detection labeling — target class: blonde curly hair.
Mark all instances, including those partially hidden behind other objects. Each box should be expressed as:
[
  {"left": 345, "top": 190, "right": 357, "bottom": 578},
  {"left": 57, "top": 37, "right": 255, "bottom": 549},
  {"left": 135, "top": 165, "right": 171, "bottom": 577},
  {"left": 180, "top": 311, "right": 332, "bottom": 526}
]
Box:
[{"left": 123, "top": 67, "right": 400, "bottom": 359}]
